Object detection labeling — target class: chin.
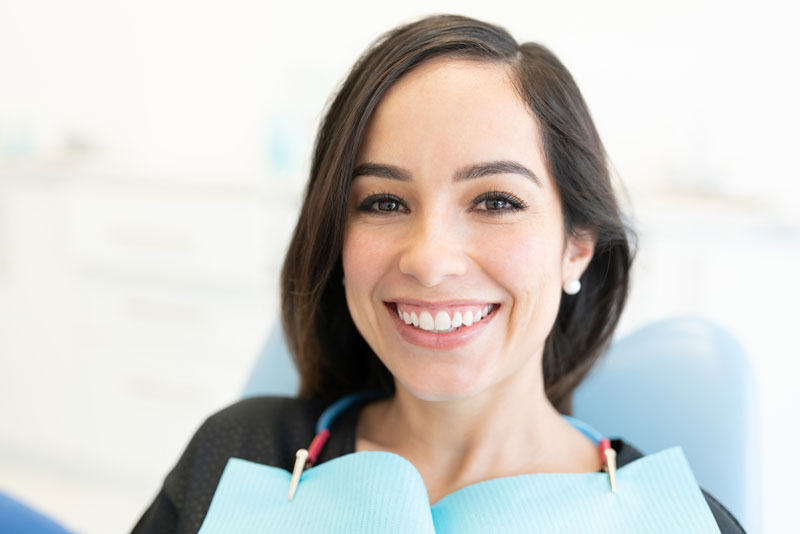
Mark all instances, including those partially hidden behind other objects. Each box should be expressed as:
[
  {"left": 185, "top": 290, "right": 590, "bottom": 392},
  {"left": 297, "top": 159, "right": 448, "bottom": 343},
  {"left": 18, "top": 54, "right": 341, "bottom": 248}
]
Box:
[{"left": 396, "top": 366, "right": 490, "bottom": 402}]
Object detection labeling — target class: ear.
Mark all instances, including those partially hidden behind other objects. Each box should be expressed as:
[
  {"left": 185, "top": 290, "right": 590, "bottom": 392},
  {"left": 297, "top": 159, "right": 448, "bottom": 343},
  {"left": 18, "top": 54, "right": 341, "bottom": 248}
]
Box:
[{"left": 562, "top": 227, "right": 597, "bottom": 283}]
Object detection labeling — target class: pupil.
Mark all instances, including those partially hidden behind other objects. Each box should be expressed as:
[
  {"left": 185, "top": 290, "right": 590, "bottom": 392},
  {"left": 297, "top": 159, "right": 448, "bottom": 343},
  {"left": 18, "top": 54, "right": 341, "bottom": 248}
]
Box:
[{"left": 380, "top": 200, "right": 397, "bottom": 211}]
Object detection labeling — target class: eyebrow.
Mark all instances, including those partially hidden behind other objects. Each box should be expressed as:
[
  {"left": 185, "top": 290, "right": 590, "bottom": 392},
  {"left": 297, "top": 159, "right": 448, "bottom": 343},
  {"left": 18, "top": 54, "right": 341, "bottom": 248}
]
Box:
[{"left": 352, "top": 160, "right": 541, "bottom": 187}]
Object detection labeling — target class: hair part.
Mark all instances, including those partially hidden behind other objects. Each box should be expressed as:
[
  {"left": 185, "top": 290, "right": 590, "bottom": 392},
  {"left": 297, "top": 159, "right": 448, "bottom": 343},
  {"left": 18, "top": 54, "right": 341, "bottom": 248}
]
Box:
[{"left": 281, "top": 13, "right": 636, "bottom": 413}]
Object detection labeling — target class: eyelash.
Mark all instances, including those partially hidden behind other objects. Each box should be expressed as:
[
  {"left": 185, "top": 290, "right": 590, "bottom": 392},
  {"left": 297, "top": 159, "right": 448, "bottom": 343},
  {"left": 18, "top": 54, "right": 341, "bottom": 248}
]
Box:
[
  {"left": 355, "top": 191, "right": 407, "bottom": 217},
  {"left": 355, "top": 189, "right": 528, "bottom": 217},
  {"left": 472, "top": 190, "right": 529, "bottom": 214}
]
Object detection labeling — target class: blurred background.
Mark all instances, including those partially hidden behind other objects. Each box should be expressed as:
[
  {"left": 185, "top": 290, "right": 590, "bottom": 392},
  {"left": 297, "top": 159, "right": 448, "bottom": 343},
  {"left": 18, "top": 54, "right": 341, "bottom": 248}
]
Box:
[{"left": 0, "top": 0, "right": 797, "bottom": 532}]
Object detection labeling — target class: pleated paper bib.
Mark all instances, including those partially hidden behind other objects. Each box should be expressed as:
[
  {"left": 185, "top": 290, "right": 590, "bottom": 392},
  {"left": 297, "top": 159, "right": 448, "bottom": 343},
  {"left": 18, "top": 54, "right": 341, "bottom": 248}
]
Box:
[{"left": 198, "top": 446, "right": 720, "bottom": 533}]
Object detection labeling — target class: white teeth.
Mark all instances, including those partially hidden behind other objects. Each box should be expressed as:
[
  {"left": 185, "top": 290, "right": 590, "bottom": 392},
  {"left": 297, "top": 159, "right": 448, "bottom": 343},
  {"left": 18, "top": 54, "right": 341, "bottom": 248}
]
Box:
[
  {"left": 434, "top": 311, "right": 451, "bottom": 331},
  {"left": 396, "top": 304, "right": 497, "bottom": 333},
  {"left": 419, "top": 311, "right": 434, "bottom": 331}
]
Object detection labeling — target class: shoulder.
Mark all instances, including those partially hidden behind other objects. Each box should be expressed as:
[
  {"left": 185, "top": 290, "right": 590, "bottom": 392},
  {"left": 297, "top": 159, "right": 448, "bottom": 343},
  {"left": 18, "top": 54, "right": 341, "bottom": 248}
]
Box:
[
  {"left": 132, "top": 396, "right": 326, "bottom": 533},
  {"left": 203, "top": 395, "right": 326, "bottom": 434},
  {"left": 172, "top": 396, "right": 327, "bottom": 493},
  {"left": 197, "top": 396, "right": 327, "bottom": 467},
  {"left": 614, "top": 439, "right": 747, "bottom": 534},
  {"left": 172, "top": 396, "right": 329, "bottom": 495}
]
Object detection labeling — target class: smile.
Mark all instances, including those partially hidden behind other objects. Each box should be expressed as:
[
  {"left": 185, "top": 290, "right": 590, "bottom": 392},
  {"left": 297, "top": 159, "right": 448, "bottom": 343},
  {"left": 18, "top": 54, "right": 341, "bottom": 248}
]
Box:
[{"left": 383, "top": 301, "right": 500, "bottom": 350}]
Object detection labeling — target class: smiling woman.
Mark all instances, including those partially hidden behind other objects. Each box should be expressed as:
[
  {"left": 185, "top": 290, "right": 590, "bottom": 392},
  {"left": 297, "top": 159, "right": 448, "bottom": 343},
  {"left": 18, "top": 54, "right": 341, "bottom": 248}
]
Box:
[
  {"left": 283, "top": 26, "right": 630, "bottom": 415},
  {"left": 132, "top": 13, "right": 746, "bottom": 534},
  {"left": 341, "top": 57, "right": 594, "bottom": 406}
]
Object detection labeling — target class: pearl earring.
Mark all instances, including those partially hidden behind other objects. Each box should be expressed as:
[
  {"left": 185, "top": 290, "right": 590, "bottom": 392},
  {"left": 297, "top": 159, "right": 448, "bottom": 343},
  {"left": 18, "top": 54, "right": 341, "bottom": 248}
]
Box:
[{"left": 563, "top": 278, "right": 581, "bottom": 295}]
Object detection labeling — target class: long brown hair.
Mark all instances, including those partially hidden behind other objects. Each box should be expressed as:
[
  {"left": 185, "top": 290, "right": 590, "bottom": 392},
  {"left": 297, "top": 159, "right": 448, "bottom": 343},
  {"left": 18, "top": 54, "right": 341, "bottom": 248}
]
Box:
[{"left": 280, "top": 14, "right": 636, "bottom": 413}]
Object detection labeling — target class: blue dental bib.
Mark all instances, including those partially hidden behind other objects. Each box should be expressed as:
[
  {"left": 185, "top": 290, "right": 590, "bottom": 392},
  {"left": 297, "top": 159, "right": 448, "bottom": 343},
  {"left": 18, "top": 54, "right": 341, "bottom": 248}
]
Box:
[{"left": 197, "top": 446, "right": 720, "bottom": 533}]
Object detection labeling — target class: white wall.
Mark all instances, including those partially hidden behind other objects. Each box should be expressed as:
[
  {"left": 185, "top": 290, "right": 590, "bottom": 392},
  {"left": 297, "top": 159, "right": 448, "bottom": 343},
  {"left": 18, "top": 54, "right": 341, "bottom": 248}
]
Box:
[{"left": 0, "top": 1, "right": 796, "bottom": 532}]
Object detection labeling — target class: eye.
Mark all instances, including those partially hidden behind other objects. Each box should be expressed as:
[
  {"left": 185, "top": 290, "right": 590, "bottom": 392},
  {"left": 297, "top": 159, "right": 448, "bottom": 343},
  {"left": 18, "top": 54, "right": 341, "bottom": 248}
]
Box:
[
  {"left": 355, "top": 192, "right": 409, "bottom": 216},
  {"left": 471, "top": 190, "right": 528, "bottom": 215}
]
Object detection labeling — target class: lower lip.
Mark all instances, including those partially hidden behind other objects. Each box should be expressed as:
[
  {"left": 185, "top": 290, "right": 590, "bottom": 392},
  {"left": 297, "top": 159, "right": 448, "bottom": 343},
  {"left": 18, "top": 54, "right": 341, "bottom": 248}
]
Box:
[{"left": 384, "top": 302, "right": 499, "bottom": 350}]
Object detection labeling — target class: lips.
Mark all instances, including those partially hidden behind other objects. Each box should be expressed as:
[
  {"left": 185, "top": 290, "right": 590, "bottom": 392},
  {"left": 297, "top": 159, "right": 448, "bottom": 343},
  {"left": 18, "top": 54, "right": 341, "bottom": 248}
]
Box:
[{"left": 383, "top": 300, "right": 499, "bottom": 350}]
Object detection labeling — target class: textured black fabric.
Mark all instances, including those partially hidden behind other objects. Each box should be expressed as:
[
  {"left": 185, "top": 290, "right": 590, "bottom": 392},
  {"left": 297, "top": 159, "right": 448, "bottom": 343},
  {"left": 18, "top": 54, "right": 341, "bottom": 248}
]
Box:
[{"left": 130, "top": 396, "right": 746, "bottom": 533}]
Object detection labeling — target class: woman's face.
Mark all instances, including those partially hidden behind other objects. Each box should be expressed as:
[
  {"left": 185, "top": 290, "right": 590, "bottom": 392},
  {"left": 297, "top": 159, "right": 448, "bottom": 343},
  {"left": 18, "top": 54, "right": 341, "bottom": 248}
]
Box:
[{"left": 342, "top": 58, "right": 594, "bottom": 401}]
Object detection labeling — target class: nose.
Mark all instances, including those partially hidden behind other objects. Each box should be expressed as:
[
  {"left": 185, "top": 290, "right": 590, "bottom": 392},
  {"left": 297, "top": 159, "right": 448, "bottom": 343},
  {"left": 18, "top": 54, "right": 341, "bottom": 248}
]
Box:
[{"left": 397, "top": 213, "right": 469, "bottom": 287}]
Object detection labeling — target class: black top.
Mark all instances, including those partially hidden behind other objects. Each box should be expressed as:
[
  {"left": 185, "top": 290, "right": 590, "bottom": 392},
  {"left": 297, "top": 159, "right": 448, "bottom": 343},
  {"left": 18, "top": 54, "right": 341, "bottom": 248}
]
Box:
[{"left": 131, "top": 396, "right": 746, "bottom": 533}]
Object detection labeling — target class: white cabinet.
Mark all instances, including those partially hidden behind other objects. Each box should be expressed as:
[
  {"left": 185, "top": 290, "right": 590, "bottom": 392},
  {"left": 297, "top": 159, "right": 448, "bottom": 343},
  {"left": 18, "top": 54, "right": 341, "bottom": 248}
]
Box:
[{"left": 0, "top": 173, "right": 303, "bottom": 532}]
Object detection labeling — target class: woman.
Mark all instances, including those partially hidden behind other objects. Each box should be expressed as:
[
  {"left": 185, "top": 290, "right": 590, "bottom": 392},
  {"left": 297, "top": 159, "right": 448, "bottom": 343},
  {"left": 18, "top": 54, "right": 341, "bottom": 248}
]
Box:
[{"left": 132, "top": 14, "right": 745, "bottom": 533}]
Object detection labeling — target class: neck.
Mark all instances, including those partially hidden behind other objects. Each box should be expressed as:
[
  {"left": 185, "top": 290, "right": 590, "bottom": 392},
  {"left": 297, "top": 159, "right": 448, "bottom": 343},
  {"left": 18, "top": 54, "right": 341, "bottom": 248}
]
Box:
[{"left": 356, "top": 356, "right": 599, "bottom": 493}]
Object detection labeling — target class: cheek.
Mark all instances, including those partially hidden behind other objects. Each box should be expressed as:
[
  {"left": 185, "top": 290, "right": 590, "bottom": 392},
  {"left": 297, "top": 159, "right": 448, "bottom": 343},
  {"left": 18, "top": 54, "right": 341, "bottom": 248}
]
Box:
[
  {"left": 342, "top": 223, "right": 402, "bottom": 339},
  {"left": 482, "top": 224, "right": 562, "bottom": 286},
  {"left": 481, "top": 224, "right": 564, "bottom": 325},
  {"left": 342, "top": 224, "right": 401, "bottom": 360},
  {"left": 342, "top": 225, "right": 395, "bottom": 288}
]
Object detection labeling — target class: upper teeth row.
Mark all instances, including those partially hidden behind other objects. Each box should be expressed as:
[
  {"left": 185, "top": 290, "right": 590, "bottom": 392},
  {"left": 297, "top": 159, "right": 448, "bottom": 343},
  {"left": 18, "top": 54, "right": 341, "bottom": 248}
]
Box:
[{"left": 397, "top": 305, "right": 494, "bottom": 332}]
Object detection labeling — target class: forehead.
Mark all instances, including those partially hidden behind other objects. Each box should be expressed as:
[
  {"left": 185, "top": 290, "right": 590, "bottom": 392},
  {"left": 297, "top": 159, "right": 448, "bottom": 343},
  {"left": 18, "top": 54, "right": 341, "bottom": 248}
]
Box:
[{"left": 356, "top": 58, "right": 543, "bottom": 168}]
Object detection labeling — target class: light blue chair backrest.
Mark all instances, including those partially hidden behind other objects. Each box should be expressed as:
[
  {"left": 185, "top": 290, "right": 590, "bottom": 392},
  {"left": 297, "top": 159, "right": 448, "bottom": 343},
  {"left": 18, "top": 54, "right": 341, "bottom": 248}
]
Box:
[
  {"left": 242, "top": 323, "right": 299, "bottom": 398},
  {"left": 242, "top": 315, "right": 760, "bottom": 533},
  {"left": 573, "top": 316, "right": 761, "bottom": 533}
]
